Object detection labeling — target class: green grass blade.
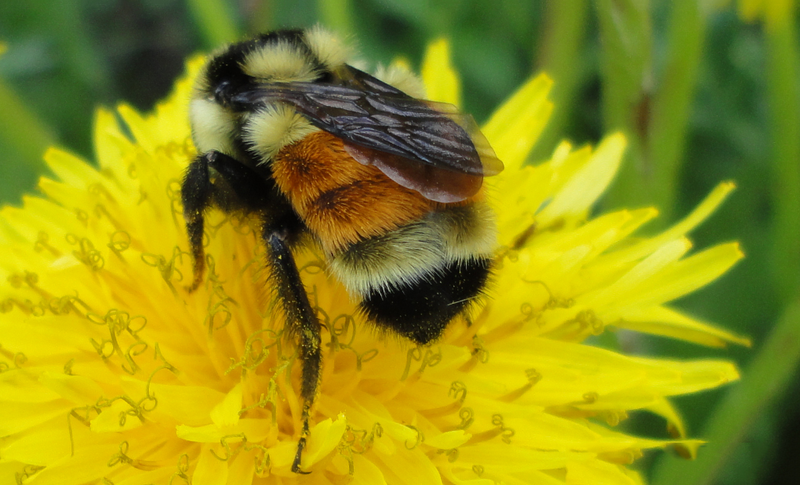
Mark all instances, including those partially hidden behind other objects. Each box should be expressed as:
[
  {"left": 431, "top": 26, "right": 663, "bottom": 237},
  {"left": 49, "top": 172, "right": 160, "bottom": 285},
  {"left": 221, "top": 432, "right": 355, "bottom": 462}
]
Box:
[{"left": 187, "top": 0, "right": 241, "bottom": 48}]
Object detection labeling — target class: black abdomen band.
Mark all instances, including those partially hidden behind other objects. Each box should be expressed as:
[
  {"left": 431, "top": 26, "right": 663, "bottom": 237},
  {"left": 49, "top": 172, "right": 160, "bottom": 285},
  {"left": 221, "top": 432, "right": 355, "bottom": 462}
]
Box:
[{"left": 359, "top": 256, "right": 491, "bottom": 344}]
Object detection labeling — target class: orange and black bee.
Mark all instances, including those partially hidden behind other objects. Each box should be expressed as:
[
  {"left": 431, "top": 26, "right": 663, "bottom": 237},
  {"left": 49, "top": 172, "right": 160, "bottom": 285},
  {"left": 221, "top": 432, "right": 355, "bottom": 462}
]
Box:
[{"left": 181, "top": 26, "right": 503, "bottom": 472}]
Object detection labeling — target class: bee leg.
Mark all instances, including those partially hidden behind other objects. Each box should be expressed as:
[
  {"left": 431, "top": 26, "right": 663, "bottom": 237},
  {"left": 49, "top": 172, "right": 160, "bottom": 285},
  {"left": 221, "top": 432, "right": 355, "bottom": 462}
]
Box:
[
  {"left": 182, "top": 151, "right": 297, "bottom": 291},
  {"left": 263, "top": 227, "right": 321, "bottom": 474},
  {"left": 181, "top": 153, "right": 214, "bottom": 292}
]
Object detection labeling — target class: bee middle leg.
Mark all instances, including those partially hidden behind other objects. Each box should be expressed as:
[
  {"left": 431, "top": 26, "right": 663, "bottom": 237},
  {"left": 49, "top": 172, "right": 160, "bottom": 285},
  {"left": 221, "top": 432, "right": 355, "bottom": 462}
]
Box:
[{"left": 262, "top": 226, "right": 322, "bottom": 474}]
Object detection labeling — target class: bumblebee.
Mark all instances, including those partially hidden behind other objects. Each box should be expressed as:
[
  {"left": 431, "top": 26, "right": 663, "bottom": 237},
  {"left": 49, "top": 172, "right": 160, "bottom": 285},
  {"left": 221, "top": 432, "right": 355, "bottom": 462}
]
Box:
[{"left": 181, "top": 26, "right": 503, "bottom": 473}]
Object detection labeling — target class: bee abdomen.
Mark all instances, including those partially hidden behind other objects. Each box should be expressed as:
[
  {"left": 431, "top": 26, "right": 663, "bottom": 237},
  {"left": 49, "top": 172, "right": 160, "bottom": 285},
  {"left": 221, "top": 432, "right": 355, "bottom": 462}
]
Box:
[
  {"left": 359, "top": 256, "right": 491, "bottom": 344},
  {"left": 329, "top": 203, "right": 497, "bottom": 342}
]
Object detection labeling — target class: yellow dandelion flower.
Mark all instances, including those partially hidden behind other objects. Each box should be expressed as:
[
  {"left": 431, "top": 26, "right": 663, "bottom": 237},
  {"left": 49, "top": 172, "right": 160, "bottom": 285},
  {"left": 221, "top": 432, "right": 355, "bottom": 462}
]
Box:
[{"left": 0, "top": 42, "right": 746, "bottom": 485}]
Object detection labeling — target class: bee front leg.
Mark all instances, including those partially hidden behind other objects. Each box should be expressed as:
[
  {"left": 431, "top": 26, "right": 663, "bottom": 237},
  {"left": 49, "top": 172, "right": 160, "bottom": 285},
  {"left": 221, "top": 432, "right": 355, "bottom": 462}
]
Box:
[
  {"left": 182, "top": 150, "right": 287, "bottom": 291},
  {"left": 181, "top": 153, "right": 214, "bottom": 292},
  {"left": 263, "top": 226, "right": 322, "bottom": 474}
]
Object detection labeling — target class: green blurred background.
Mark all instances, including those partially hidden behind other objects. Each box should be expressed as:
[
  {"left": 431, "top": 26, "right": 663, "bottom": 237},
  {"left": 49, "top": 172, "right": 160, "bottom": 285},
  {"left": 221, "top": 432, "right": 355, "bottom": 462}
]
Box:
[{"left": 0, "top": 1, "right": 797, "bottom": 483}]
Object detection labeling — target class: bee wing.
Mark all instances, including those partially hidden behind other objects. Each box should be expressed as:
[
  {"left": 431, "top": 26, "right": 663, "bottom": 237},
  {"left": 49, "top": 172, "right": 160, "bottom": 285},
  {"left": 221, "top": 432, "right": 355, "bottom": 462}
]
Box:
[{"left": 231, "top": 67, "right": 503, "bottom": 202}]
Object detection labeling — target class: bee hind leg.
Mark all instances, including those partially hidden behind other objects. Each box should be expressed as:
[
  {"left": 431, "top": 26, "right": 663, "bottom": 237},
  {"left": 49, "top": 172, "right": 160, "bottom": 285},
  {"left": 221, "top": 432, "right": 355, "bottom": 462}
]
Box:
[{"left": 262, "top": 226, "right": 322, "bottom": 474}]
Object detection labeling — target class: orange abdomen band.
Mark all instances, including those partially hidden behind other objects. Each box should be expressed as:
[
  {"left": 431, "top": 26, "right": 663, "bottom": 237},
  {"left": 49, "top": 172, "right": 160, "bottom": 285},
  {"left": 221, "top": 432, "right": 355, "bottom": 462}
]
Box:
[{"left": 272, "top": 132, "right": 434, "bottom": 253}]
